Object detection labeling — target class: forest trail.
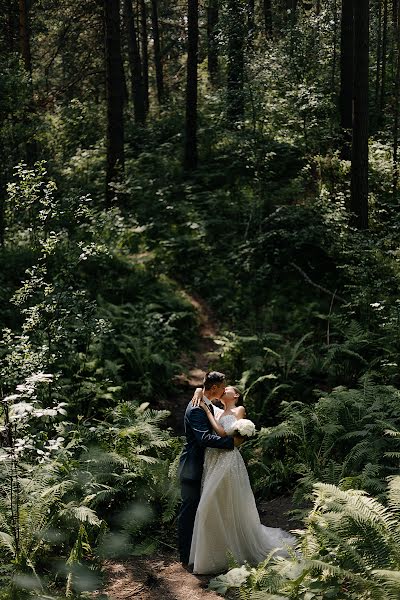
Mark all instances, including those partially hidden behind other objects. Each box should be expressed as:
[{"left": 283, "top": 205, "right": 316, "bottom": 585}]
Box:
[
  {"left": 160, "top": 290, "right": 222, "bottom": 435},
  {"left": 99, "top": 292, "right": 226, "bottom": 600},
  {"left": 99, "top": 293, "right": 300, "bottom": 600},
  {"left": 175, "top": 291, "right": 220, "bottom": 386},
  {"left": 101, "top": 555, "right": 221, "bottom": 600}
]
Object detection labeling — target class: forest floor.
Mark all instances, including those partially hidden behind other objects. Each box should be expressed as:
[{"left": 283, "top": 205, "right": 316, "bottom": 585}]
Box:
[{"left": 98, "top": 292, "right": 301, "bottom": 600}]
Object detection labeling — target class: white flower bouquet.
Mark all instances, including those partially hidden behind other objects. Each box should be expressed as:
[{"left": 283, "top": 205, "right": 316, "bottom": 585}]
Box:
[{"left": 225, "top": 418, "right": 256, "bottom": 438}]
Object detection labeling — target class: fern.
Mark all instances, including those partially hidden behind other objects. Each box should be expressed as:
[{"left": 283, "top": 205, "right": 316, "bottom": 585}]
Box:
[{"left": 219, "top": 478, "right": 400, "bottom": 599}]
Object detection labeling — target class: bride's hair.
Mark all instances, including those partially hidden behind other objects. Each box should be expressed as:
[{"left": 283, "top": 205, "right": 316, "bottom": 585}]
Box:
[
  {"left": 203, "top": 371, "right": 225, "bottom": 390},
  {"left": 231, "top": 386, "right": 244, "bottom": 406}
]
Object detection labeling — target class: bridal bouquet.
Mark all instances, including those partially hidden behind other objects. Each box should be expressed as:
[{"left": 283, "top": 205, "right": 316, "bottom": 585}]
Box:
[{"left": 225, "top": 418, "right": 256, "bottom": 438}]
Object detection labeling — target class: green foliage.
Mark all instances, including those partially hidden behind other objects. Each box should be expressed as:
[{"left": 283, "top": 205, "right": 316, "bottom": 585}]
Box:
[
  {"left": 2, "top": 0, "right": 400, "bottom": 595},
  {"left": 212, "top": 478, "right": 400, "bottom": 599},
  {"left": 248, "top": 379, "right": 400, "bottom": 500}
]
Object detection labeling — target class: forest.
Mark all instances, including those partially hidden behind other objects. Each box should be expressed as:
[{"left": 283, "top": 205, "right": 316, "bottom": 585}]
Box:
[{"left": 1, "top": 0, "right": 400, "bottom": 598}]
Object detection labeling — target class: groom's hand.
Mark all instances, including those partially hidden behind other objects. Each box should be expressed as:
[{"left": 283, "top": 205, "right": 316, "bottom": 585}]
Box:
[
  {"left": 233, "top": 434, "right": 245, "bottom": 447},
  {"left": 191, "top": 387, "right": 203, "bottom": 407}
]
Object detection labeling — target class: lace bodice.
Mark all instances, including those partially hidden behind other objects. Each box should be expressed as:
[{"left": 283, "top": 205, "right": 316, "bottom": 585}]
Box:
[{"left": 218, "top": 414, "right": 237, "bottom": 432}]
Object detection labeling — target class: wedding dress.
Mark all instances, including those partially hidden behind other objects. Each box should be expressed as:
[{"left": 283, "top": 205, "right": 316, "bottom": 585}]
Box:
[{"left": 189, "top": 413, "right": 296, "bottom": 575}]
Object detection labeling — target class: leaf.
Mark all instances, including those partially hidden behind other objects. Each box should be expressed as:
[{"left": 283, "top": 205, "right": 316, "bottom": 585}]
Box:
[{"left": 0, "top": 531, "right": 15, "bottom": 555}]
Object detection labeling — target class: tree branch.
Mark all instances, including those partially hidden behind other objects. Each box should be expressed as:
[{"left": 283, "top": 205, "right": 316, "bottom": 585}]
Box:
[{"left": 290, "top": 262, "right": 347, "bottom": 304}]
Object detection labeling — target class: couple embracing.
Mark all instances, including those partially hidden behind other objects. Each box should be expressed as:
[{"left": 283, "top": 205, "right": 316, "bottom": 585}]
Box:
[{"left": 177, "top": 371, "right": 295, "bottom": 575}]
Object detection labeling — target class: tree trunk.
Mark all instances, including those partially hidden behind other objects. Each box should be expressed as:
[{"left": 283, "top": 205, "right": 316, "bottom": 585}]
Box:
[
  {"left": 380, "top": 0, "right": 388, "bottom": 115},
  {"left": 184, "top": 0, "right": 199, "bottom": 170},
  {"left": 18, "top": 0, "right": 32, "bottom": 76},
  {"left": 207, "top": 0, "right": 219, "bottom": 83},
  {"left": 375, "top": 0, "right": 382, "bottom": 111},
  {"left": 151, "top": 0, "right": 165, "bottom": 104},
  {"left": 393, "top": 0, "right": 400, "bottom": 195},
  {"left": 104, "top": 0, "right": 125, "bottom": 206},
  {"left": 331, "top": 0, "right": 338, "bottom": 90},
  {"left": 124, "top": 0, "right": 146, "bottom": 122},
  {"left": 9, "top": 0, "right": 17, "bottom": 53},
  {"left": 350, "top": 0, "right": 369, "bottom": 229},
  {"left": 19, "top": 0, "right": 38, "bottom": 164},
  {"left": 248, "top": 0, "right": 255, "bottom": 48},
  {"left": 264, "top": 0, "right": 273, "bottom": 37},
  {"left": 226, "top": 0, "right": 245, "bottom": 126},
  {"left": 139, "top": 0, "right": 149, "bottom": 113},
  {"left": 339, "top": 0, "right": 354, "bottom": 160}
]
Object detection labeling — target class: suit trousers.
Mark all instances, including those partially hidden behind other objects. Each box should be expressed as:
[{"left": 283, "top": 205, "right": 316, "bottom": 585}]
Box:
[{"left": 178, "top": 478, "right": 201, "bottom": 564}]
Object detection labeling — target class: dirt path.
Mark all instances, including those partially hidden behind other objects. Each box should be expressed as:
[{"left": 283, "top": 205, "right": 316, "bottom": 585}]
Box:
[
  {"left": 99, "top": 293, "right": 301, "bottom": 600},
  {"left": 158, "top": 291, "right": 222, "bottom": 435},
  {"left": 100, "top": 495, "right": 302, "bottom": 600},
  {"left": 102, "top": 554, "right": 221, "bottom": 600}
]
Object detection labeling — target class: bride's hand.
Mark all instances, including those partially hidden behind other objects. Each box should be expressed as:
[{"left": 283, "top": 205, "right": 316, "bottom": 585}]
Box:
[{"left": 191, "top": 387, "right": 203, "bottom": 407}]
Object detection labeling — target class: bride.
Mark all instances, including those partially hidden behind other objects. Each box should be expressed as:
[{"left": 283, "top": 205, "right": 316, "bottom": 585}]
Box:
[{"left": 189, "top": 385, "right": 296, "bottom": 575}]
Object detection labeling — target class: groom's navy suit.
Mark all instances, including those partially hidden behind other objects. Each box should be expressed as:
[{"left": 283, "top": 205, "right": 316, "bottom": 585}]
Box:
[{"left": 178, "top": 400, "right": 234, "bottom": 564}]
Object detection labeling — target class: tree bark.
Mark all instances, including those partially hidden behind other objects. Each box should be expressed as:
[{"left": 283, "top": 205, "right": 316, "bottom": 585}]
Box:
[
  {"left": 263, "top": 0, "right": 273, "bottom": 37},
  {"left": 393, "top": 0, "right": 400, "bottom": 195},
  {"left": 248, "top": 0, "right": 255, "bottom": 47},
  {"left": 104, "top": 0, "right": 125, "bottom": 206},
  {"left": 18, "top": 0, "right": 32, "bottom": 76},
  {"left": 380, "top": 0, "right": 388, "bottom": 115},
  {"left": 339, "top": 0, "right": 354, "bottom": 160},
  {"left": 9, "top": 0, "right": 17, "bottom": 53},
  {"left": 207, "top": 0, "right": 219, "bottom": 83},
  {"left": 350, "top": 0, "right": 369, "bottom": 229},
  {"left": 331, "top": 0, "right": 338, "bottom": 91},
  {"left": 375, "top": 0, "right": 382, "bottom": 111},
  {"left": 151, "top": 0, "right": 165, "bottom": 104},
  {"left": 19, "top": 0, "right": 38, "bottom": 164},
  {"left": 184, "top": 0, "right": 199, "bottom": 170},
  {"left": 139, "top": 0, "right": 149, "bottom": 113},
  {"left": 124, "top": 0, "right": 146, "bottom": 122},
  {"left": 226, "top": 0, "right": 245, "bottom": 126}
]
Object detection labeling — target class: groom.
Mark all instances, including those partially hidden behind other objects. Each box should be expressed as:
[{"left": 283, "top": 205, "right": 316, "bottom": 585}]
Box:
[{"left": 178, "top": 371, "right": 241, "bottom": 567}]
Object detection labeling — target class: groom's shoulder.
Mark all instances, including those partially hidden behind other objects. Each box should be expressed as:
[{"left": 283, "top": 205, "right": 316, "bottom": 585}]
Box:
[{"left": 184, "top": 400, "right": 201, "bottom": 417}]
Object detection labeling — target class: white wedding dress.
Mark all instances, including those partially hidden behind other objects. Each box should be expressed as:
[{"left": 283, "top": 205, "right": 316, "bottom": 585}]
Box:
[{"left": 189, "top": 413, "right": 296, "bottom": 575}]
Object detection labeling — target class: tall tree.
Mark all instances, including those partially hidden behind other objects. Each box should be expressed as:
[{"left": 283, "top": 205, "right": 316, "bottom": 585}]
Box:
[
  {"left": 184, "top": 0, "right": 199, "bottom": 170},
  {"left": 331, "top": 0, "right": 338, "bottom": 90},
  {"left": 226, "top": 0, "right": 245, "bottom": 126},
  {"left": 18, "top": 0, "right": 32, "bottom": 76},
  {"left": 380, "top": 0, "right": 388, "bottom": 115},
  {"left": 207, "top": 0, "right": 219, "bottom": 83},
  {"left": 264, "top": 0, "right": 273, "bottom": 37},
  {"left": 18, "top": 0, "right": 38, "bottom": 164},
  {"left": 150, "top": 0, "right": 165, "bottom": 104},
  {"left": 393, "top": 0, "right": 400, "bottom": 195},
  {"left": 350, "top": 0, "right": 369, "bottom": 229},
  {"left": 375, "top": 0, "right": 382, "bottom": 112},
  {"left": 339, "top": 0, "right": 354, "bottom": 160},
  {"left": 139, "top": 0, "right": 149, "bottom": 113},
  {"left": 124, "top": 0, "right": 146, "bottom": 123},
  {"left": 248, "top": 0, "right": 255, "bottom": 47},
  {"left": 104, "top": 0, "right": 125, "bottom": 205}
]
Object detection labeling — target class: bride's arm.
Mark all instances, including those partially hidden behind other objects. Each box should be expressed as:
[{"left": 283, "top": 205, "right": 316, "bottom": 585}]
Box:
[
  {"left": 236, "top": 406, "right": 246, "bottom": 419},
  {"left": 199, "top": 400, "right": 227, "bottom": 437},
  {"left": 191, "top": 387, "right": 203, "bottom": 406}
]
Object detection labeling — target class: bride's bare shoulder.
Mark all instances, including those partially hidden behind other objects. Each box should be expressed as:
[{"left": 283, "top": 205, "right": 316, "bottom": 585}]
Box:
[{"left": 233, "top": 406, "right": 246, "bottom": 419}]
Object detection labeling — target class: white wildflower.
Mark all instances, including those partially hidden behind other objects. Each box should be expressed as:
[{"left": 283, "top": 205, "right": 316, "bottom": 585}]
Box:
[
  {"left": 10, "top": 402, "right": 35, "bottom": 419},
  {"left": 225, "top": 566, "right": 251, "bottom": 587},
  {"left": 209, "top": 565, "right": 251, "bottom": 595}
]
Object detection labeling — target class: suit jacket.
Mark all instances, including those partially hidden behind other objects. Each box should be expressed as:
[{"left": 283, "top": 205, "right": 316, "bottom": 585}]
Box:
[{"left": 178, "top": 400, "right": 234, "bottom": 482}]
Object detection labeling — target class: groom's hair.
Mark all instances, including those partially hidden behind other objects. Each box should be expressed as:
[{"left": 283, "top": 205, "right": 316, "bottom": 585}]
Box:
[{"left": 203, "top": 371, "right": 225, "bottom": 390}]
